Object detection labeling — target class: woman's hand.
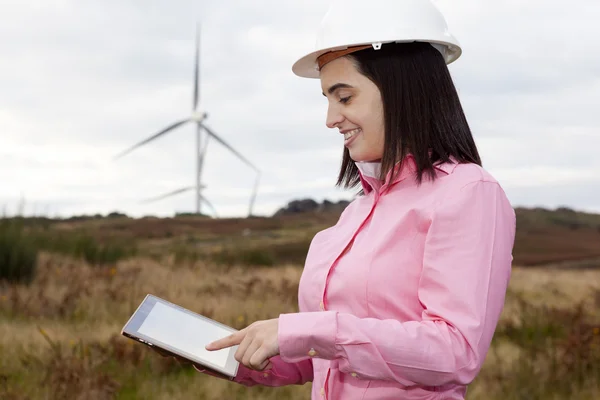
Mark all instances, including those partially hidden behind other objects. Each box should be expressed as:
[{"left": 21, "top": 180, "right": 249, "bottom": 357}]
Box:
[{"left": 206, "top": 318, "right": 280, "bottom": 371}]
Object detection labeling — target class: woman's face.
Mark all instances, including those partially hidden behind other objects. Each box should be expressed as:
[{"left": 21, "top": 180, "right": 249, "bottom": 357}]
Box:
[{"left": 320, "top": 56, "right": 385, "bottom": 162}]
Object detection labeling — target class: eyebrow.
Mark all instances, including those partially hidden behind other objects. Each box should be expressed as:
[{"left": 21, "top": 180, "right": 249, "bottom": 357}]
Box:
[{"left": 322, "top": 83, "right": 354, "bottom": 97}]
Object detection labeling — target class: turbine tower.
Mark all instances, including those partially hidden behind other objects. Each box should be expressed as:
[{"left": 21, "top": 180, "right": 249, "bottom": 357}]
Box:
[{"left": 113, "top": 23, "right": 261, "bottom": 218}]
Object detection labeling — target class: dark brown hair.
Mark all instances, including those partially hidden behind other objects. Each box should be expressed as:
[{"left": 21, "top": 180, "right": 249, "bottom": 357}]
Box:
[{"left": 336, "top": 42, "right": 481, "bottom": 191}]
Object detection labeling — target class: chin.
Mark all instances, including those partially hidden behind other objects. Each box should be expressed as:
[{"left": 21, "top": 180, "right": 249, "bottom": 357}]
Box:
[
  {"left": 348, "top": 149, "right": 380, "bottom": 163},
  {"left": 348, "top": 148, "right": 365, "bottom": 161},
  {"left": 348, "top": 153, "right": 364, "bottom": 162}
]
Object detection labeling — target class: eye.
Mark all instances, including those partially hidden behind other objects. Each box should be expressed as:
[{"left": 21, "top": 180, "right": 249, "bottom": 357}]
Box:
[{"left": 339, "top": 96, "right": 351, "bottom": 104}]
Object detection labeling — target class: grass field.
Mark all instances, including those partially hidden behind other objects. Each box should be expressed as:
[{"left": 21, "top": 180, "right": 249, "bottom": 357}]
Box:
[{"left": 1, "top": 208, "right": 600, "bottom": 399}]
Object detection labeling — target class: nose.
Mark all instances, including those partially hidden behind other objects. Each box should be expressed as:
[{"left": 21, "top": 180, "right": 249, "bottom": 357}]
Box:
[{"left": 326, "top": 103, "right": 344, "bottom": 129}]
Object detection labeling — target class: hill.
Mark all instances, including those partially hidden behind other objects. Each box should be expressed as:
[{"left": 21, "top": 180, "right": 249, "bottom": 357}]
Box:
[{"left": 7, "top": 202, "right": 600, "bottom": 268}]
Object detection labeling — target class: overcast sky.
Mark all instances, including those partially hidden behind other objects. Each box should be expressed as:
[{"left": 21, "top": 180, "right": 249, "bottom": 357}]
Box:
[{"left": 1, "top": 0, "right": 599, "bottom": 218}]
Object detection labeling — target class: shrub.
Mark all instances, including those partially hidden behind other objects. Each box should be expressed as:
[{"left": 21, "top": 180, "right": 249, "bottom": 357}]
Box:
[
  {"left": 0, "top": 218, "right": 38, "bottom": 284},
  {"left": 490, "top": 293, "right": 600, "bottom": 398},
  {"left": 14, "top": 329, "right": 187, "bottom": 399},
  {"left": 172, "top": 244, "right": 200, "bottom": 265},
  {"left": 20, "top": 327, "right": 121, "bottom": 399},
  {"left": 211, "top": 247, "right": 275, "bottom": 267},
  {"left": 209, "top": 237, "right": 312, "bottom": 267},
  {"left": 32, "top": 230, "right": 136, "bottom": 266}
]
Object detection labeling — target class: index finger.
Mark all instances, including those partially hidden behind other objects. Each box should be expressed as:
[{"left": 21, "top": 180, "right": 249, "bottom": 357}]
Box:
[{"left": 206, "top": 329, "right": 245, "bottom": 351}]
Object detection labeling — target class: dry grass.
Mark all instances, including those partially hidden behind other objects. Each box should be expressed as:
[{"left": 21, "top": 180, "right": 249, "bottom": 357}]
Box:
[
  {"left": 0, "top": 251, "right": 312, "bottom": 399},
  {"left": 0, "top": 252, "right": 303, "bottom": 326},
  {"left": 1, "top": 209, "right": 600, "bottom": 399},
  {"left": 468, "top": 265, "right": 600, "bottom": 400},
  {"left": 1, "top": 253, "right": 599, "bottom": 399},
  {"left": 502, "top": 266, "right": 600, "bottom": 318}
]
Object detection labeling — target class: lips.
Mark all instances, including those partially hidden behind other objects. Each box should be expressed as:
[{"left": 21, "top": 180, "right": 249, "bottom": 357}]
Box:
[
  {"left": 343, "top": 128, "right": 361, "bottom": 146},
  {"left": 343, "top": 128, "right": 361, "bottom": 141}
]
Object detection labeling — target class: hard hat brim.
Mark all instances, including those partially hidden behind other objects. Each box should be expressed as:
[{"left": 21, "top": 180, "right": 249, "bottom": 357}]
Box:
[{"left": 292, "top": 39, "right": 462, "bottom": 79}]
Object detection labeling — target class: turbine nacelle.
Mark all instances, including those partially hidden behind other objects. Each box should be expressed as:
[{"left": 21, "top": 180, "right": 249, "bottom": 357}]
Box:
[{"left": 191, "top": 111, "right": 208, "bottom": 123}]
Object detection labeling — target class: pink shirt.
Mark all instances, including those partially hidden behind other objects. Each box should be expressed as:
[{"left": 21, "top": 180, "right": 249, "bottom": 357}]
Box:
[{"left": 233, "top": 155, "right": 516, "bottom": 399}]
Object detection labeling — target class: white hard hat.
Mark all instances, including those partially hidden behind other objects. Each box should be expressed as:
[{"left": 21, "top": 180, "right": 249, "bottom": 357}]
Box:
[{"left": 292, "top": 0, "right": 462, "bottom": 79}]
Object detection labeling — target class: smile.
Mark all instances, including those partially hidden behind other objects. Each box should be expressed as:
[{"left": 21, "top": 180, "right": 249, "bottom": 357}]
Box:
[{"left": 344, "top": 128, "right": 361, "bottom": 142}]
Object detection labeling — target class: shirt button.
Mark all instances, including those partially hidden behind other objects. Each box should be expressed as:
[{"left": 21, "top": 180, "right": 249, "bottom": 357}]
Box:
[
  {"left": 308, "top": 348, "right": 317, "bottom": 357},
  {"left": 351, "top": 372, "right": 358, "bottom": 378},
  {"left": 320, "top": 387, "right": 325, "bottom": 397},
  {"left": 319, "top": 301, "right": 325, "bottom": 311}
]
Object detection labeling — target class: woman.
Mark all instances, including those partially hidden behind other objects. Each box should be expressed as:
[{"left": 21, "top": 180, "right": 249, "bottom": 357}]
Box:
[{"left": 201, "top": 1, "right": 516, "bottom": 399}]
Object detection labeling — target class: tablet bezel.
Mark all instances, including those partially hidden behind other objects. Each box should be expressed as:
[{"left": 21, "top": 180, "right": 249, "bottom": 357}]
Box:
[{"left": 121, "top": 294, "right": 240, "bottom": 378}]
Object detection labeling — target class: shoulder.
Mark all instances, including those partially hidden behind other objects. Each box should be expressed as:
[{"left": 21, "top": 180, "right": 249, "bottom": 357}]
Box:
[
  {"left": 431, "top": 161, "right": 512, "bottom": 208},
  {"left": 428, "top": 162, "right": 517, "bottom": 238},
  {"left": 434, "top": 161, "right": 505, "bottom": 192},
  {"left": 441, "top": 161, "right": 498, "bottom": 185}
]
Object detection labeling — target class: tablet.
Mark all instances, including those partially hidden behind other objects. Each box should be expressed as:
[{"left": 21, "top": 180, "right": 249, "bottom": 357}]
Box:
[{"left": 121, "top": 294, "right": 239, "bottom": 378}]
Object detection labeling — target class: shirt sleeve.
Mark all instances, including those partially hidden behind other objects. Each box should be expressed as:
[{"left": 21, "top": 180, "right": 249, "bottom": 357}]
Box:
[
  {"left": 277, "top": 180, "right": 516, "bottom": 387},
  {"left": 231, "top": 357, "right": 313, "bottom": 387}
]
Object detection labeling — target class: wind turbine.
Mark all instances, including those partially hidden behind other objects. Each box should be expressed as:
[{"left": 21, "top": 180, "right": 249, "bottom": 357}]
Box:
[{"left": 113, "top": 23, "right": 261, "bottom": 218}]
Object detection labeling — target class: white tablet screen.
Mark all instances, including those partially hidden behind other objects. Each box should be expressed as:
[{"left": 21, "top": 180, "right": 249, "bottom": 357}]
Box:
[{"left": 137, "top": 302, "right": 232, "bottom": 368}]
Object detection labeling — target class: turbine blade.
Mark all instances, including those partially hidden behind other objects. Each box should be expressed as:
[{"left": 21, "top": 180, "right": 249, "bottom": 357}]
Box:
[
  {"left": 199, "top": 193, "right": 218, "bottom": 218},
  {"left": 199, "top": 125, "right": 209, "bottom": 169},
  {"left": 248, "top": 171, "right": 261, "bottom": 217},
  {"left": 114, "top": 119, "right": 191, "bottom": 160},
  {"left": 201, "top": 124, "right": 259, "bottom": 172},
  {"left": 193, "top": 22, "right": 200, "bottom": 111},
  {"left": 139, "top": 185, "right": 205, "bottom": 204}
]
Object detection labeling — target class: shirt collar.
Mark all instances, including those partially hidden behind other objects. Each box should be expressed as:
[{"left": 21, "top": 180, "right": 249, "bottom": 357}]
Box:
[
  {"left": 355, "top": 160, "right": 383, "bottom": 193},
  {"left": 356, "top": 154, "right": 458, "bottom": 194}
]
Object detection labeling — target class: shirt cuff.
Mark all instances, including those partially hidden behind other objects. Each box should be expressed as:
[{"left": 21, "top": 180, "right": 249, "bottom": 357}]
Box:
[
  {"left": 278, "top": 311, "right": 338, "bottom": 363},
  {"left": 233, "top": 364, "right": 253, "bottom": 383}
]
